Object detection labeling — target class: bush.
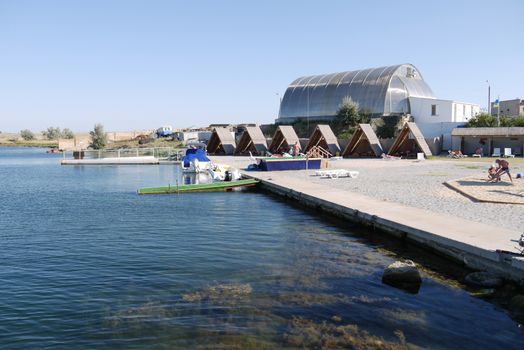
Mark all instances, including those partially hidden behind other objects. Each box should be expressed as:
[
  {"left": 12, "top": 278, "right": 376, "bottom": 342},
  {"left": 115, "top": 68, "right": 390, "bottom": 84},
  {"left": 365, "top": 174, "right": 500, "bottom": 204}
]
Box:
[
  {"left": 89, "top": 123, "right": 107, "bottom": 150},
  {"left": 20, "top": 129, "right": 35, "bottom": 141},
  {"left": 511, "top": 116, "right": 524, "bottom": 127},
  {"left": 42, "top": 126, "right": 62, "bottom": 140},
  {"left": 465, "top": 113, "right": 497, "bottom": 127},
  {"left": 61, "top": 128, "right": 74, "bottom": 139}
]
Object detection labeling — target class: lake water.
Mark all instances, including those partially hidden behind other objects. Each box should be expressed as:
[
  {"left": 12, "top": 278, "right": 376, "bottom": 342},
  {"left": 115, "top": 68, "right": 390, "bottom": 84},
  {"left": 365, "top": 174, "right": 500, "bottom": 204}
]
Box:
[{"left": 1, "top": 147, "right": 523, "bottom": 349}]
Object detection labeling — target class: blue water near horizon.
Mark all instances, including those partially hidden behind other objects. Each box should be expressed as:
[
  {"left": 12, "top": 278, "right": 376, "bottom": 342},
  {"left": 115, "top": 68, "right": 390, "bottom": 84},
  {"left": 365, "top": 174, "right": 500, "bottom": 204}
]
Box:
[{"left": 1, "top": 147, "right": 523, "bottom": 349}]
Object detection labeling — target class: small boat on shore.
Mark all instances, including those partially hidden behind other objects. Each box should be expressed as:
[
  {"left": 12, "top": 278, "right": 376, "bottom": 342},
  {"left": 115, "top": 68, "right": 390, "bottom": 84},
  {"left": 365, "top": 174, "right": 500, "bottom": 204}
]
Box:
[
  {"left": 208, "top": 163, "right": 241, "bottom": 181},
  {"left": 137, "top": 178, "right": 258, "bottom": 195}
]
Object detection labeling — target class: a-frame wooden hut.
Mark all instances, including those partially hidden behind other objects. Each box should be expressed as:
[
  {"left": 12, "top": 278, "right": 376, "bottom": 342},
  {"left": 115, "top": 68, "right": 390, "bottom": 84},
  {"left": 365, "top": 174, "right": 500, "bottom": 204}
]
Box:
[
  {"left": 388, "top": 122, "right": 432, "bottom": 157},
  {"left": 268, "top": 125, "right": 300, "bottom": 153},
  {"left": 342, "top": 124, "right": 383, "bottom": 158},
  {"left": 304, "top": 125, "right": 341, "bottom": 157},
  {"left": 234, "top": 126, "right": 268, "bottom": 156},
  {"left": 206, "top": 127, "right": 236, "bottom": 155}
]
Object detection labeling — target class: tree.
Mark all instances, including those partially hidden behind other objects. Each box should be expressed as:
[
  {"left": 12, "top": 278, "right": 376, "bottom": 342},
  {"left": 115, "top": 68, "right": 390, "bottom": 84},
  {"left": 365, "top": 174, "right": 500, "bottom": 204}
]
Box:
[
  {"left": 375, "top": 115, "right": 405, "bottom": 139},
  {"left": 465, "top": 113, "right": 497, "bottom": 127},
  {"left": 511, "top": 116, "right": 524, "bottom": 127},
  {"left": 20, "top": 129, "right": 35, "bottom": 141},
  {"left": 336, "top": 97, "right": 363, "bottom": 127},
  {"left": 90, "top": 123, "right": 107, "bottom": 149},
  {"left": 42, "top": 126, "right": 62, "bottom": 140},
  {"left": 332, "top": 97, "right": 370, "bottom": 138},
  {"left": 62, "top": 128, "right": 75, "bottom": 139}
]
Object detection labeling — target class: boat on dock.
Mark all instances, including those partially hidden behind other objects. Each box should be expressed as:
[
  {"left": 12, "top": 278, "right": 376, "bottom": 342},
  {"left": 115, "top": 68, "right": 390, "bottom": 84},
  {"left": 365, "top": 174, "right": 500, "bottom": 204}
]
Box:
[
  {"left": 137, "top": 178, "right": 258, "bottom": 195},
  {"left": 181, "top": 148, "right": 211, "bottom": 173}
]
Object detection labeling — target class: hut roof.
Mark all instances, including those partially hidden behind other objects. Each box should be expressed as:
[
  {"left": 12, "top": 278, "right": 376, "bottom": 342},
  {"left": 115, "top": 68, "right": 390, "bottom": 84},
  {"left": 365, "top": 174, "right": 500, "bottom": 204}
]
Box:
[
  {"left": 234, "top": 126, "right": 268, "bottom": 155},
  {"left": 304, "top": 125, "right": 341, "bottom": 156},
  {"left": 342, "top": 124, "right": 383, "bottom": 157},
  {"left": 207, "top": 127, "right": 236, "bottom": 155},
  {"left": 268, "top": 125, "right": 300, "bottom": 152},
  {"left": 388, "top": 122, "right": 432, "bottom": 157}
]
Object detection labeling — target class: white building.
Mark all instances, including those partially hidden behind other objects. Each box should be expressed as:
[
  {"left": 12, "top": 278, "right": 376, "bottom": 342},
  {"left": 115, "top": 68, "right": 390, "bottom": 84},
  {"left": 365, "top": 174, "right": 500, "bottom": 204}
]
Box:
[{"left": 410, "top": 97, "right": 480, "bottom": 150}]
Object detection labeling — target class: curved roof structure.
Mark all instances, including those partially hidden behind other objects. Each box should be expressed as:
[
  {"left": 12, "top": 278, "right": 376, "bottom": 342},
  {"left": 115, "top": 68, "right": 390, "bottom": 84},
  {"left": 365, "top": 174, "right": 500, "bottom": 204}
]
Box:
[{"left": 278, "top": 64, "right": 435, "bottom": 122}]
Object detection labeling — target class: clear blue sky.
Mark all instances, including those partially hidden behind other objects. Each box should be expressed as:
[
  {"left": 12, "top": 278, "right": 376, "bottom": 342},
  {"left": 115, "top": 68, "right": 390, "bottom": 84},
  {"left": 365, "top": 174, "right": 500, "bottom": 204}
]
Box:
[{"left": 1, "top": 0, "right": 522, "bottom": 132}]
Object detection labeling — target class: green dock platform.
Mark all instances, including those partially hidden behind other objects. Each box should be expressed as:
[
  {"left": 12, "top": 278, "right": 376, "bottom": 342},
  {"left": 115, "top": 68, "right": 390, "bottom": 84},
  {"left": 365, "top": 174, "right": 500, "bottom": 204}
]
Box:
[{"left": 138, "top": 179, "right": 259, "bottom": 195}]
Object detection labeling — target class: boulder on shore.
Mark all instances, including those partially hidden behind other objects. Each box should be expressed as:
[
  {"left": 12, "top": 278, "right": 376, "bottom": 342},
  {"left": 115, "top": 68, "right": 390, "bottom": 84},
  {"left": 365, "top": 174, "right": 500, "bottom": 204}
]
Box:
[
  {"left": 464, "top": 271, "right": 503, "bottom": 289},
  {"left": 382, "top": 260, "right": 422, "bottom": 293}
]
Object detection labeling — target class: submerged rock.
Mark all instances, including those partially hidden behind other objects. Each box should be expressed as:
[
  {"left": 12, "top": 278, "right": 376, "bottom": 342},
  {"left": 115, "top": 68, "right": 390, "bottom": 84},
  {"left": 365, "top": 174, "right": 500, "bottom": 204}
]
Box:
[
  {"left": 182, "top": 283, "right": 253, "bottom": 302},
  {"left": 382, "top": 260, "right": 422, "bottom": 293},
  {"left": 510, "top": 295, "right": 524, "bottom": 319},
  {"left": 464, "top": 271, "right": 503, "bottom": 288},
  {"left": 283, "top": 316, "right": 413, "bottom": 349}
]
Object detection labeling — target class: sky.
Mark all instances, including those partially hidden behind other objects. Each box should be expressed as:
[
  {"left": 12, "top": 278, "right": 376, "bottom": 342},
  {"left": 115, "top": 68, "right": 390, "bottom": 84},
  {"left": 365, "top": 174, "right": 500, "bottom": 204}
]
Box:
[{"left": 0, "top": 0, "right": 523, "bottom": 132}]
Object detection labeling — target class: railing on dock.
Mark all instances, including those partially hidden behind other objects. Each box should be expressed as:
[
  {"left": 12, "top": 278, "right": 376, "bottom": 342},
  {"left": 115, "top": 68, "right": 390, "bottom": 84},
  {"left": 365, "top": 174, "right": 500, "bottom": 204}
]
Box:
[
  {"left": 306, "top": 146, "right": 331, "bottom": 158},
  {"left": 62, "top": 147, "right": 186, "bottom": 161}
]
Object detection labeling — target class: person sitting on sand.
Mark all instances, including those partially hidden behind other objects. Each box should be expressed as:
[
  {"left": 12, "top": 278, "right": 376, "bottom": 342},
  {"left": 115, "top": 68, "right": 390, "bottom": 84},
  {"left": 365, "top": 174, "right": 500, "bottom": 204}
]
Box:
[{"left": 492, "top": 159, "right": 513, "bottom": 183}]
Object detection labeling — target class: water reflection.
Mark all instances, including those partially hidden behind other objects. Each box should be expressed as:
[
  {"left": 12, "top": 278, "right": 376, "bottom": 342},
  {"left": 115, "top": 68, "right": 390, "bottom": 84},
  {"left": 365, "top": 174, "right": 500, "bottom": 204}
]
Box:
[{"left": 181, "top": 171, "right": 212, "bottom": 185}]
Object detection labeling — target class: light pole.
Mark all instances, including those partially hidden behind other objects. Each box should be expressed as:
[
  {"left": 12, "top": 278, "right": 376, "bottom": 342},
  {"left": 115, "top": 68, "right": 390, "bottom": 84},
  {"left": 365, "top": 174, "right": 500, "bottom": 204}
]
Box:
[
  {"left": 486, "top": 80, "right": 491, "bottom": 115},
  {"left": 275, "top": 93, "right": 282, "bottom": 119}
]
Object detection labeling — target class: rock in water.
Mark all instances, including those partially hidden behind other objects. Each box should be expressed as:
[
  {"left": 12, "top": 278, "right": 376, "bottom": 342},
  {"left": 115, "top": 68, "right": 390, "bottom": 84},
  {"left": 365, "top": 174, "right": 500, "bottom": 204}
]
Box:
[
  {"left": 510, "top": 295, "right": 524, "bottom": 321},
  {"left": 464, "top": 271, "right": 503, "bottom": 288},
  {"left": 382, "top": 260, "right": 422, "bottom": 293}
]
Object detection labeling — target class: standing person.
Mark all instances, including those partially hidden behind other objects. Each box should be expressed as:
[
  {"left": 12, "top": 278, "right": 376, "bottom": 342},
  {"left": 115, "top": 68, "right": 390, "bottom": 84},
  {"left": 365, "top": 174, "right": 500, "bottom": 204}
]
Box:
[
  {"left": 493, "top": 159, "right": 513, "bottom": 183},
  {"left": 293, "top": 141, "right": 301, "bottom": 157}
]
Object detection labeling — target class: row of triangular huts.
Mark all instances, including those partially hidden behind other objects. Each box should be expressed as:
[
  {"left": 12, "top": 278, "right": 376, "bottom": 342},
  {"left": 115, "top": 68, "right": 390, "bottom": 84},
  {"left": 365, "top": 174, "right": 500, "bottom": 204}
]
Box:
[{"left": 207, "top": 122, "right": 432, "bottom": 158}]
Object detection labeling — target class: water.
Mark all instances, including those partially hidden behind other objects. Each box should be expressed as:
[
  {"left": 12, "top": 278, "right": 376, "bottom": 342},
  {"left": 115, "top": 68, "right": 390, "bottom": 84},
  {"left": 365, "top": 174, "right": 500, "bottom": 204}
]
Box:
[{"left": 1, "top": 147, "right": 523, "bottom": 349}]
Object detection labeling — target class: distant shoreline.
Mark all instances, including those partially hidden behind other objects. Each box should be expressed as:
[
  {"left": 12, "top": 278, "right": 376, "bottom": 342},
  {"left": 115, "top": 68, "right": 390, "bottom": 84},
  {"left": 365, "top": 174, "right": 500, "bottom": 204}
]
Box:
[{"left": 0, "top": 141, "right": 58, "bottom": 148}]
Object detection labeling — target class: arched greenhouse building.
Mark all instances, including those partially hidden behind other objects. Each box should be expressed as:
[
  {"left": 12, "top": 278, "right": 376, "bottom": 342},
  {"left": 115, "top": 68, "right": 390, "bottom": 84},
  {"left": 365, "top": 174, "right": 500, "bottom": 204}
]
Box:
[{"left": 277, "top": 64, "right": 436, "bottom": 122}]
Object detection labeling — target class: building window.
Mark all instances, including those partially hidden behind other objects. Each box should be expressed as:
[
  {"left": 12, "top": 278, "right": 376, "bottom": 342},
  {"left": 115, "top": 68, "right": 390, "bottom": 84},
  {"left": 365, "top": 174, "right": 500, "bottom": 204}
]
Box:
[
  {"left": 431, "top": 104, "right": 437, "bottom": 116},
  {"left": 463, "top": 105, "right": 466, "bottom": 116}
]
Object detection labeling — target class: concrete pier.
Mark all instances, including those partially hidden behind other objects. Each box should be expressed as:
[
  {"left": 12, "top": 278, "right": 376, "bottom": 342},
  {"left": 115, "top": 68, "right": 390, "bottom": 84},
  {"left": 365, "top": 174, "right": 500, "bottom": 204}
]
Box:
[
  {"left": 239, "top": 168, "right": 524, "bottom": 283},
  {"left": 245, "top": 172, "right": 524, "bottom": 282}
]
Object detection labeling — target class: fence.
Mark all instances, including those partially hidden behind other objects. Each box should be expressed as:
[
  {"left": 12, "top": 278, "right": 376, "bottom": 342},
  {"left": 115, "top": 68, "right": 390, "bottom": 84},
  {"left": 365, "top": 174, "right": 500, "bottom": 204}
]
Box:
[{"left": 62, "top": 147, "right": 186, "bottom": 161}]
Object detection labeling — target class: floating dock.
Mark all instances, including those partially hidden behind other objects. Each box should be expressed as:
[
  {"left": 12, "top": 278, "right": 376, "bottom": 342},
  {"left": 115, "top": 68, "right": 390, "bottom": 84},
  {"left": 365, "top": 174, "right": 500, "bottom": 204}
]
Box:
[
  {"left": 138, "top": 179, "right": 259, "bottom": 195},
  {"left": 61, "top": 156, "right": 160, "bottom": 165}
]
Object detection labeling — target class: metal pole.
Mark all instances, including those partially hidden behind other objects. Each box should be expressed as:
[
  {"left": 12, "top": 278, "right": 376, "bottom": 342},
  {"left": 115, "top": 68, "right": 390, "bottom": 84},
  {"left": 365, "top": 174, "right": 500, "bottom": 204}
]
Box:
[
  {"left": 486, "top": 80, "right": 491, "bottom": 115},
  {"left": 276, "top": 93, "right": 281, "bottom": 119},
  {"left": 497, "top": 95, "right": 500, "bottom": 127}
]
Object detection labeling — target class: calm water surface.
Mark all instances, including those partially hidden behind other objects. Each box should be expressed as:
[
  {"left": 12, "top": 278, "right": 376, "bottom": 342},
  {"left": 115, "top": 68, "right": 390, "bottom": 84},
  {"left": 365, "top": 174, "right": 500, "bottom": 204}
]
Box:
[{"left": 1, "top": 147, "right": 523, "bottom": 349}]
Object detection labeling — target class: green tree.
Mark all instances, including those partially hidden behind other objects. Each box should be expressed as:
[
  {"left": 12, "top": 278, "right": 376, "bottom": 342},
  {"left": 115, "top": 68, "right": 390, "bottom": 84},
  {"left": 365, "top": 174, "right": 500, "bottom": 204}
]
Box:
[
  {"left": 61, "top": 128, "right": 75, "bottom": 139},
  {"left": 89, "top": 123, "right": 107, "bottom": 149},
  {"left": 332, "top": 97, "right": 369, "bottom": 138},
  {"left": 42, "top": 126, "right": 62, "bottom": 140},
  {"left": 499, "top": 116, "right": 513, "bottom": 127},
  {"left": 465, "top": 113, "right": 497, "bottom": 127},
  {"left": 510, "top": 116, "right": 524, "bottom": 127},
  {"left": 20, "top": 129, "right": 35, "bottom": 141},
  {"left": 375, "top": 115, "right": 405, "bottom": 139}
]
